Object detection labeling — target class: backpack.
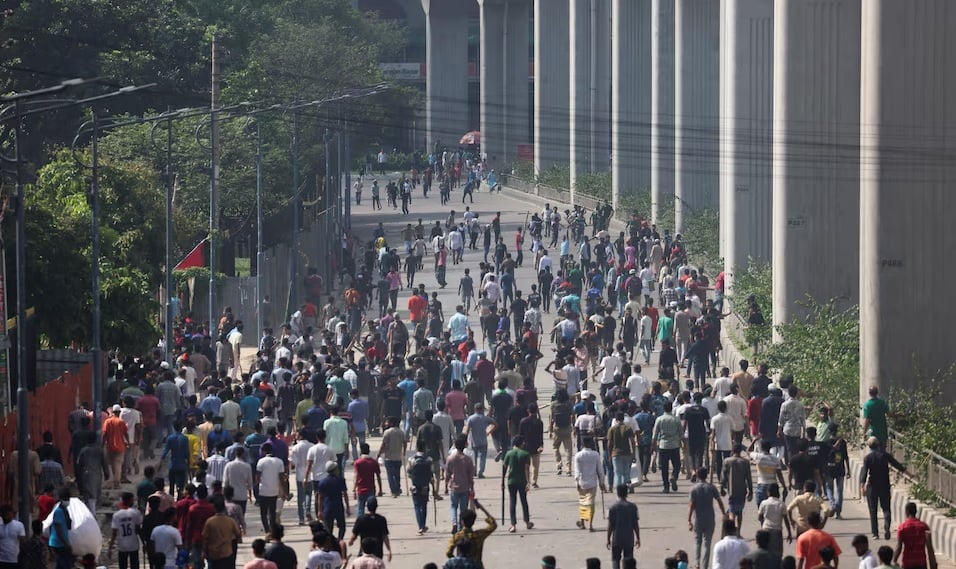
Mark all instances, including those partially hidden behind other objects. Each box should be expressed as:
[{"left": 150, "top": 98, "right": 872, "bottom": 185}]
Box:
[{"left": 409, "top": 455, "right": 432, "bottom": 493}]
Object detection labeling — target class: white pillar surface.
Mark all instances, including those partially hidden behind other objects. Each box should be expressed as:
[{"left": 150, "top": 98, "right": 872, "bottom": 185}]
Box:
[
  {"left": 569, "top": 0, "right": 591, "bottom": 202},
  {"left": 651, "top": 0, "right": 675, "bottom": 224},
  {"left": 422, "top": 0, "right": 470, "bottom": 151},
  {"left": 611, "top": 0, "right": 652, "bottom": 210},
  {"left": 590, "top": 0, "right": 611, "bottom": 174},
  {"left": 674, "top": 0, "right": 720, "bottom": 233},
  {"left": 771, "top": 0, "right": 860, "bottom": 331},
  {"left": 534, "top": 0, "right": 570, "bottom": 178},
  {"left": 504, "top": 1, "right": 530, "bottom": 162},
  {"left": 720, "top": 0, "right": 773, "bottom": 288},
  {"left": 480, "top": 0, "right": 506, "bottom": 165},
  {"left": 860, "top": 0, "right": 956, "bottom": 402}
]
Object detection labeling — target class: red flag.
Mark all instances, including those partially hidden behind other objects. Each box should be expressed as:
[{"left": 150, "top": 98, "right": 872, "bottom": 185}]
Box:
[{"left": 174, "top": 239, "right": 206, "bottom": 271}]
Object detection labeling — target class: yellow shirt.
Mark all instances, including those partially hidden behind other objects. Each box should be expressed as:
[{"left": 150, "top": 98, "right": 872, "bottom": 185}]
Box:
[
  {"left": 186, "top": 433, "right": 201, "bottom": 470},
  {"left": 447, "top": 516, "right": 497, "bottom": 564}
]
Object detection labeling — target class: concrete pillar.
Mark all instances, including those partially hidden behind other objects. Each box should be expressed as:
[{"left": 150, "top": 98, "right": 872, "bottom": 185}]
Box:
[
  {"left": 422, "top": 0, "right": 470, "bottom": 152},
  {"left": 674, "top": 0, "right": 720, "bottom": 233},
  {"left": 611, "top": 0, "right": 652, "bottom": 210},
  {"left": 534, "top": 0, "right": 570, "bottom": 178},
  {"left": 569, "top": 0, "right": 590, "bottom": 202},
  {"left": 569, "top": 0, "right": 611, "bottom": 201},
  {"left": 504, "top": 1, "right": 530, "bottom": 162},
  {"left": 480, "top": 0, "right": 531, "bottom": 166},
  {"left": 771, "top": 0, "right": 860, "bottom": 331},
  {"left": 860, "top": 0, "right": 956, "bottom": 402},
  {"left": 480, "top": 0, "right": 506, "bottom": 164},
  {"left": 719, "top": 0, "right": 773, "bottom": 288},
  {"left": 651, "top": 0, "right": 675, "bottom": 224}
]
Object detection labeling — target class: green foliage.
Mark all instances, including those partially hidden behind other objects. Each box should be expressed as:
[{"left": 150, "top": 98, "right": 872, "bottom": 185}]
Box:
[
  {"left": 574, "top": 172, "right": 611, "bottom": 201},
  {"left": 763, "top": 299, "right": 861, "bottom": 440},
  {"left": 17, "top": 149, "right": 165, "bottom": 353},
  {"left": 682, "top": 208, "right": 721, "bottom": 274},
  {"left": 889, "top": 371, "right": 956, "bottom": 464},
  {"left": 537, "top": 164, "right": 571, "bottom": 190},
  {"left": 728, "top": 261, "right": 773, "bottom": 348}
]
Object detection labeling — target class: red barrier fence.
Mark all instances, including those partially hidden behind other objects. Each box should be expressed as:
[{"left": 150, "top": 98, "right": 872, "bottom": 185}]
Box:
[{"left": 0, "top": 364, "right": 93, "bottom": 506}]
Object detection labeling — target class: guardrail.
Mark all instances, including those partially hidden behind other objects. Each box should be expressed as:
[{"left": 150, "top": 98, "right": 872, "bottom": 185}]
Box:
[{"left": 886, "top": 428, "right": 956, "bottom": 508}]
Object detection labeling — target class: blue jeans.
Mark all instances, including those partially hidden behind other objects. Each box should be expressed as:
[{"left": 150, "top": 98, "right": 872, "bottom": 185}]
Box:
[
  {"left": 404, "top": 411, "right": 415, "bottom": 439},
  {"left": 357, "top": 492, "right": 372, "bottom": 518},
  {"left": 385, "top": 460, "right": 402, "bottom": 495},
  {"left": 639, "top": 340, "right": 652, "bottom": 363},
  {"left": 755, "top": 483, "right": 770, "bottom": 508},
  {"left": 472, "top": 446, "right": 488, "bottom": 476},
  {"left": 296, "top": 480, "right": 313, "bottom": 523},
  {"left": 612, "top": 455, "right": 633, "bottom": 488},
  {"left": 412, "top": 492, "right": 429, "bottom": 530},
  {"left": 603, "top": 449, "right": 614, "bottom": 487},
  {"left": 450, "top": 491, "right": 470, "bottom": 528},
  {"left": 825, "top": 475, "right": 845, "bottom": 515},
  {"left": 713, "top": 450, "right": 731, "bottom": 484}
]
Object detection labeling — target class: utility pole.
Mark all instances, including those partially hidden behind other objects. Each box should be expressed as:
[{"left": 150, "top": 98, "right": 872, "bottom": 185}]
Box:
[
  {"left": 209, "top": 34, "right": 220, "bottom": 333},
  {"left": 323, "top": 129, "right": 332, "bottom": 290},
  {"left": 90, "top": 113, "right": 103, "bottom": 435},
  {"left": 163, "top": 114, "right": 174, "bottom": 364},
  {"left": 290, "top": 109, "right": 300, "bottom": 312},
  {"left": 344, "top": 119, "right": 351, "bottom": 231},
  {"left": 255, "top": 121, "right": 264, "bottom": 337}
]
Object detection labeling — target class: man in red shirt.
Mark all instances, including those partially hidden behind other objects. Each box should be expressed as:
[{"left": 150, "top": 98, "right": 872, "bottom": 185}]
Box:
[
  {"left": 796, "top": 512, "right": 841, "bottom": 569},
  {"left": 444, "top": 381, "right": 469, "bottom": 435},
  {"left": 894, "top": 502, "right": 938, "bottom": 569},
  {"left": 176, "top": 484, "right": 197, "bottom": 535},
  {"left": 102, "top": 405, "right": 130, "bottom": 488},
  {"left": 408, "top": 294, "right": 428, "bottom": 329},
  {"left": 353, "top": 443, "right": 382, "bottom": 518},
  {"left": 137, "top": 386, "right": 161, "bottom": 460},
  {"left": 184, "top": 484, "right": 216, "bottom": 568}
]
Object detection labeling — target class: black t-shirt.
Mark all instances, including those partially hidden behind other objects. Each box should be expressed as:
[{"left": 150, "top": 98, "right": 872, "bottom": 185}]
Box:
[
  {"left": 490, "top": 391, "right": 514, "bottom": 420},
  {"left": 383, "top": 387, "right": 405, "bottom": 420},
  {"left": 603, "top": 316, "right": 617, "bottom": 344},
  {"left": 806, "top": 440, "right": 830, "bottom": 473},
  {"left": 352, "top": 513, "right": 389, "bottom": 558},
  {"left": 752, "top": 375, "right": 772, "bottom": 399},
  {"left": 264, "top": 542, "right": 297, "bottom": 569},
  {"left": 827, "top": 438, "right": 848, "bottom": 478},
  {"left": 658, "top": 348, "right": 679, "bottom": 378},
  {"left": 788, "top": 452, "right": 817, "bottom": 488},
  {"left": 510, "top": 298, "right": 528, "bottom": 319},
  {"left": 683, "top": 405, "right": 711, "bottom": 446},
  {"left": 417, "top": 422, "right": 444, "bottom": 459}
]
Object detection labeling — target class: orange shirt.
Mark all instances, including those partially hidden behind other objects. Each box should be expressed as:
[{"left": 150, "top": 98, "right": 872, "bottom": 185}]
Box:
[
  {"left": 102, "top": 415, "right": 128, "bottom": 453},
  {"left": 796, "top": 528, "right": 841, "bottom": 569},
  {"left": 408, "top": 295, "right": 428, "bottom": 322}
]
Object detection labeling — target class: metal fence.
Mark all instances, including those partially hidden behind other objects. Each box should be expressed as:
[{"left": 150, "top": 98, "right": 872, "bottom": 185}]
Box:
[{"left": 886, "top": 428, "right": 956, "bottom": 507}]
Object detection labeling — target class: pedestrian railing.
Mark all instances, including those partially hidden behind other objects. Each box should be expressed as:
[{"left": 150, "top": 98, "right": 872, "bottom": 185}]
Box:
[{"left": 886, "top": 428, "right": 956, "bottom": 508}]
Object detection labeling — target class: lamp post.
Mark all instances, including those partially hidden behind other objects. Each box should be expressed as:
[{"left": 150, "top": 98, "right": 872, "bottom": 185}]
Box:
[{"left": 0, "top": 78, "right": 145, "bottom": 527}]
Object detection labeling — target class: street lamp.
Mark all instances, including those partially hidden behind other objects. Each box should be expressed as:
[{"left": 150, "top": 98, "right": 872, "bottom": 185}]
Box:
[{"left": 0, "top": 78, "right": 149, "bottom": 527}]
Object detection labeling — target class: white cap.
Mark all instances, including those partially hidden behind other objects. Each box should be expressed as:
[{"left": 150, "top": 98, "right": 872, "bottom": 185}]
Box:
[
  {"left": 112, "top": 404, "right": 122, "bottom": 412},
  {"left": 580, "top": 390, "right": 591, "bottom": 399},
  {"left": 160, "top": 361, "right": 170, "bottom": 370}
]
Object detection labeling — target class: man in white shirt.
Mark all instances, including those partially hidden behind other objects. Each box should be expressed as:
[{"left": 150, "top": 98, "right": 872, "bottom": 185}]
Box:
[
  {"left": 256, "top": 442, "right": 285, "bottom": 533},
  {"left": 596, "top": 353, "right": 622, "bottom": 399},
  {"left": 537, "top": 252, "right": 552, "bottom": 273},
  {"left": 713, "top": 369, "right": 733, "bottom": 400},
  {"left": 722, "top": 384, "right": 748, "bottom": 446},
  {"left": 290, "top": 431, "right": 316, "bottom": 525},
  {"left": 223, "top": 447, "right": 253, "bottom": 512},
  {"left": 851, "top": 534, "right": 879, "bottom": 569},
  {"left": 710, "top": 401, "right": 734, "bottom": 484},
  {"left": 573, "top": 438, "right": 605, "bottom": 531},
  {"left": 120, "top": 398, "right": 142, "bottom": 479},
  {"left": 305, "top": 430, "right": 338, "bottom": 500},
  {"left": 626, "top": 366, "right": 651, "bottom": 401},
  {"left": 0, "top": 504, "right": 26, "bottom": 566},
  {"left": 712, "top": 518, "right": 750, "bottom": 569},
  {"left": 482, "top": 276, "right": 501, "bottom": 303}
]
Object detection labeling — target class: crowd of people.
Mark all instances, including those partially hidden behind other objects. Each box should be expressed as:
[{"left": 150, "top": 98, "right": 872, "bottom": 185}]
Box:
[{"left": 0, "top": 173, "right": 943, "bottom": 569}]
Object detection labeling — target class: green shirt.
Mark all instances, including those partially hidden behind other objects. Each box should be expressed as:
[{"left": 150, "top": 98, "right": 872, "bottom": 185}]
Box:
[
  {"left": 657, "top": 316, "right": 674, "bottom": 341},
  {"left": 653, "top": 413, "right": 682, "bottom": 450},
  {"left": 503, "top": 447, "right": 531, "bottom": 486},
  {"left": 863, "top": 397, "right": 889, "bottom": 442},
  {"left": 607, "top": 423, "right": 635, "bottom": 457}
]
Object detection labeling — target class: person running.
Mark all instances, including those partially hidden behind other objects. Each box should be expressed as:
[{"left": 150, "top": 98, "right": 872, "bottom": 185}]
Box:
[
  {"left": 501, "top": 435, "right": 534, "bottom": 534},
  {"left": 604, "top": 483, "right": 641, "bottom": 569}
]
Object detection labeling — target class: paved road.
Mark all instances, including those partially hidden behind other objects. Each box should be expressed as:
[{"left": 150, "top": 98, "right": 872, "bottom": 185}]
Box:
[{"left": 230, "top": 180, "right": 952, "bottom": 569}]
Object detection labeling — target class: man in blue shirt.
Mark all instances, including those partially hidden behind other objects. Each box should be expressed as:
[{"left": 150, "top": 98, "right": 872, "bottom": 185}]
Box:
[
  {"left": 207, "top": 416, "right": 233, "bottom": 452},
  {"left": 239, "top": 385, "right": 262, "bottom": 433},
  {"left": 161, "top": 422, "right": 190, "bottom": 496},
  {"left": 397, "top": 374, "right": 418, "bottom": 438},
  {"left": 348, "top": 389, "right": 370, "bottom": 461},
  {"left": 49, "top": 487, "right": 73, "bottom": 569},
  {"left": 244, "top": 421, "right": 268, "bottom": 501},
  {"left": 199, "top": 387, "right": 222, "bottom": 418}
]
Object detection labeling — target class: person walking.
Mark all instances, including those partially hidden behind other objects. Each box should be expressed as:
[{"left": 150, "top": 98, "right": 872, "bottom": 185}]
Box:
[
  {"left": 688, "top": 467, "right": 727, "bottom": 569},
  {"left": 353, "top": 442, "right": 383, "bottom": 518},
  {"left": 445, "top": 437, "right": 476, "bottom": 534},
  {"left": 607, "top": 412, "right": 637, "bottom": 490},
  {"left": 518, "top": 404, "right": 545, "bottom": 488},
  {"left": 255, "top": 442, "right": 285, "bottom": 534},
  {"left": 795, "top": 511, "right": 841, "bottom": 569},
  {"left": 103, "top": 404, "right": 131, "bottom": 488},
  {"left": 377, "top": 417, "right": 406, "bottom": 497},
  {"left": 201, "top": 497, "right": 241, "bottom": 569},
  {"left": 408, "top": 439, "right": 435, "bottom": 535},
  {"left": 652, "top": 401, "right": 683, "bottom": 493},
  {"left": 349, "top": 497, "right": 392, "bottom": 563},
  {"left": 316, "top": 461, "right": 350, "bottom": 541},
  {"left": 574, "top": 438, "right": 606, "bottom": 531},
  {"left": 720, "top": 444, "right": 753, "bottom": 533},
  {"left": 606, "top": 484, "right": 641, "bottom": 569},
  {"left": 501, "top": 435, "right": 534, "bottom": 533},
  {"left": 860, "top": 437, "right": 907, "bottom": 540},
  {"left": 893, "top": 502, "right": 938, "bottom": 569},
  {"left": 756, "top": 483, "right": 792, "bottom": 559},
  {"left": 712, "top": 517, "right": 750, "bottom": 569}
]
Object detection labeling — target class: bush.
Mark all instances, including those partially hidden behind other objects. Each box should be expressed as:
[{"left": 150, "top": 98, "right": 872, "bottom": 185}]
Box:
[
  {"left": 763, "top": 299, "right": 861, "bottom": 439},
  {"left": 728, "top": 261, "right": 773, "bottom": 348}
]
